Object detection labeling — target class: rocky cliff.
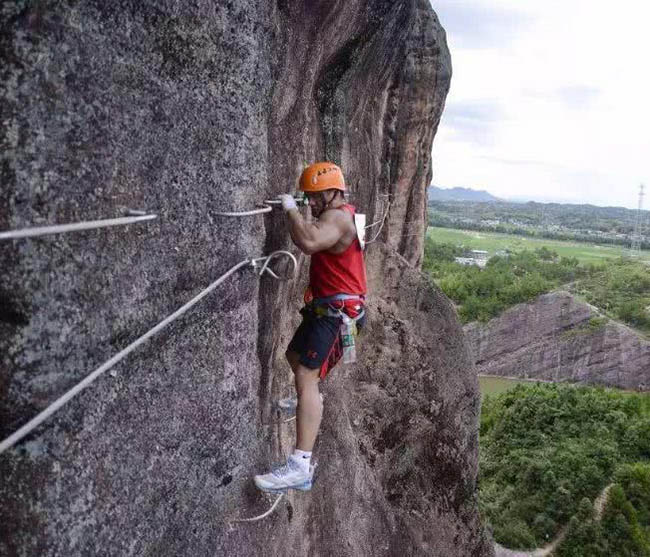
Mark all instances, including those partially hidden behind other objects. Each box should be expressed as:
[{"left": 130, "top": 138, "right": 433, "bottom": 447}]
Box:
[
  {"left": 465, "top": 291, "right": 650, "bottom": 391},
  {"left": 1, "top": 2, "right": 491, "bottom": 555}
]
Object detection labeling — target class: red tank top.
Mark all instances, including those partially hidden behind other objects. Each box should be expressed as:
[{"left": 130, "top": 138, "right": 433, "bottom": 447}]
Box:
[{"left": 309, "top": 204, "right": 367, "bottom": 299}]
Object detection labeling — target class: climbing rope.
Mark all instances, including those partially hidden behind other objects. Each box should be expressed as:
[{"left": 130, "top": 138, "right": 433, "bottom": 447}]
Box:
[
  {"left": 0, "top": 250, "right": 297, "bottom": 455},
  {"left": 365, "top": 201, "right": 391, "bottom": 244},
  {"left": 0, "top": 212, "right": 157, "bottom": 240},
  {"left": 365, "top": 201, "right": 390, "bottom": 229}
]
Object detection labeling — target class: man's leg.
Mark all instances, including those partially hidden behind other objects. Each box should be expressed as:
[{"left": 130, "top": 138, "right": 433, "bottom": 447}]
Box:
[
  {"left": 294, "top": 365, "right": 323, "bottom": 451},
  {"left": 252, "top": 318, "right": 333, "bottom": 493},
  {"left": 286, "top": 350, "right": 323, "bottom": 451},
  {"left": 252, "top": 353, "right": 319, "bottom": 492}
]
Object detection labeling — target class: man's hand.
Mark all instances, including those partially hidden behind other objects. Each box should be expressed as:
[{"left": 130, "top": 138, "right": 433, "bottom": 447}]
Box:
[{"left": 278, "top": 194, "right": 298, "bottom": 212}]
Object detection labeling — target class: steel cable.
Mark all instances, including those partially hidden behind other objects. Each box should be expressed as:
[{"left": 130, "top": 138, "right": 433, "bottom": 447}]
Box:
[
  {"left": 0, "top": 214, "right": 157, "bottom": 241},
  {"left": 0, "top": 250, "right": 298, "bottom": 455},
  {"left": 215, "top": 197, "right": 305, "bottom": 217}
]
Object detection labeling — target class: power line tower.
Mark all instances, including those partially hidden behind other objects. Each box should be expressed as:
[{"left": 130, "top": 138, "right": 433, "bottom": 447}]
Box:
[{"left": 631, "top": 184, "right": 645, "bottom": 255}]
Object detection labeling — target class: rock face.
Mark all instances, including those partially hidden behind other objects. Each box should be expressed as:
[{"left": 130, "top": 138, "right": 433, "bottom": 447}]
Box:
[
  {"left": 464, "top": 291, "right": 650, "bottom": 391},
  {"left": 1, "top": 1, "right": 491, "bottom": 556}
]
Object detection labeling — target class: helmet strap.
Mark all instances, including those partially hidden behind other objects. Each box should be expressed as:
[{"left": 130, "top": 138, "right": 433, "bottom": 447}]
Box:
[{"left": 322, "top": 190, "right": 338, "bottom": 212}]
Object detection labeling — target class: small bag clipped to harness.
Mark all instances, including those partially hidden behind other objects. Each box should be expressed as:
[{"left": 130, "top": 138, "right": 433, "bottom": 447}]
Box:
[{"left": 340, "top": 314, "right": 357, "bottom": 364}]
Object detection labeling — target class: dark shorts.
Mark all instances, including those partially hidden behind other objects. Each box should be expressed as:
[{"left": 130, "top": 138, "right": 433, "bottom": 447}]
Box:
[{"left": 287, "top": 306, "right": 366, "bottom": 379}]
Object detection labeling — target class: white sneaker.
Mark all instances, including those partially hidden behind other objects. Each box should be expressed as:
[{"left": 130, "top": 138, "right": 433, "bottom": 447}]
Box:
[{"left": 254, "top": 456, "right": 314, "bottom": 492}]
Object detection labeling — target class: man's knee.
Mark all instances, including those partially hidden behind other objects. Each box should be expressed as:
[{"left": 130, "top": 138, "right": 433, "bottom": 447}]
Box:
[{"left": 294, "top": 364, "right": 320, "bottom": 394}]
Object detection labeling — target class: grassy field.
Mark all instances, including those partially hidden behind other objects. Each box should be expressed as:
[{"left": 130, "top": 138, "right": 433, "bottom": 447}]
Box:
[
  {"left": 478, "top": 376, "right": 539, "bottom": 398},
  {"left": 478, "top": 376, "right": 646, "bottom": 399},
  {"left": 428, "top": 227, "right": 650, "bottom": 265}
]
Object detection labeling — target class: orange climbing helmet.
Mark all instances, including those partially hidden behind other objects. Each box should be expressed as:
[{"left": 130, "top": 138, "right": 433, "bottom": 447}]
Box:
[{"left": 299, "top": 162, "right": 346, "bottom": 193}]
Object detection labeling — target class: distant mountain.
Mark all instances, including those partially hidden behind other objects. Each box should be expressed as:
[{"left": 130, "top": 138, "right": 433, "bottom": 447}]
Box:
[{"left": 428, "top": 185, "right": 500, "bottom": 202}]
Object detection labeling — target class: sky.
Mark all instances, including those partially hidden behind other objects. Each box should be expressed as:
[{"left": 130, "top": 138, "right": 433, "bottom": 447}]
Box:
[{"left": 430, "top": 0, "right": 650, "bottom": 209}]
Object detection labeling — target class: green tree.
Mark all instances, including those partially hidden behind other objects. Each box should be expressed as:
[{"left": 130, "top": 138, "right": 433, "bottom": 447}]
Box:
[
  {"left": 480, "top": 384, "right": 650, "bottom": 549},
  {"left": 600, "top": 485, "right": 650, "bottom": 556}
]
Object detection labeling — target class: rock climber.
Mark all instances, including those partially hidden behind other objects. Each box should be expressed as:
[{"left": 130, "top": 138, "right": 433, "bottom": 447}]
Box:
[{"left": 254, "top": 162, "right": 367, "bottom": 492}]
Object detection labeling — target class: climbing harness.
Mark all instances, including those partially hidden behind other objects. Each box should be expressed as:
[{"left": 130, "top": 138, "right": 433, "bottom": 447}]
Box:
[
  {"left": 312, "top": 293, "right": 365, "bottom": 305},
  {"left": 302, "top": 293, "right": 365, "bottom": 368},
  {"left": 0, "top": 250, "right": 297, "bottom": 455},
  {"left": 310, "top": 302, "right": 366, "bottom": 321},
  {"left": 308, "top": 294, "right": 366, "bottom": 320},
  {"left": 0, "top": 210, "right": 157, "bottom": 240}
]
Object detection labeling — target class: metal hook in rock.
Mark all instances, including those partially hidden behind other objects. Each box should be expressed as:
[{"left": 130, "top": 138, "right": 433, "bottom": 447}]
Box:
[{"left": 251, "top": 250, "right": 298, "bottom": 281}]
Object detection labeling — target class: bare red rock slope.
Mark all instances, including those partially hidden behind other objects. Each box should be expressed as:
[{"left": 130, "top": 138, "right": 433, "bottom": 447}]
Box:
[{"left": 465, "top": 291, "right": 650, "bottom": 391}]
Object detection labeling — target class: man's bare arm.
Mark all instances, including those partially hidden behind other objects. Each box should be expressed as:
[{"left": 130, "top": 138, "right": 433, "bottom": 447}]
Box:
[{"left": 286, "top": 209, "right": 346, "bottom": 255}]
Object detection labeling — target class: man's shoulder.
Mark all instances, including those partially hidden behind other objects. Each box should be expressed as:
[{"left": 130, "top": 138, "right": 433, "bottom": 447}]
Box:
[
  {"left": 321, "top": 205, "right": 355, "bottom": 231},
  {"left": 321, "top": 205, "right": 350, "bottom": 221}
]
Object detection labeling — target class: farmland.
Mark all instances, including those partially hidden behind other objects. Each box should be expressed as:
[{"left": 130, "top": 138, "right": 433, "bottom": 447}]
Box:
[{"left": 427, "top": 226, "right": 650, "bottom": 265}]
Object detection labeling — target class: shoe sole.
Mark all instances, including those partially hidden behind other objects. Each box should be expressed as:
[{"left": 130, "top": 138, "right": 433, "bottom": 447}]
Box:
[{"left": 255, "top": 480, "right": 313, "bottom": 493}]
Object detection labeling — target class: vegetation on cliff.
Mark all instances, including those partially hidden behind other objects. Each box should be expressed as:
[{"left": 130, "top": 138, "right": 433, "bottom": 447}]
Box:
[
  {"left": 423, "top": 237, "right": 650, "bottom": 333},
  {"left": 479, "top": 383, "right": 650, "bottom": 552},
  {"left": 572, "top": 257, "right": 650, "bottom": 332},
  {"left": 423, "top": 239, "right": 586, "bottom": 322}
]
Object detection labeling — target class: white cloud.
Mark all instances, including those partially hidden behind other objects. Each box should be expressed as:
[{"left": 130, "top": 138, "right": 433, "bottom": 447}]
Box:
[{"left": 431, "top": 0, "right": 650, "bottom": 208}]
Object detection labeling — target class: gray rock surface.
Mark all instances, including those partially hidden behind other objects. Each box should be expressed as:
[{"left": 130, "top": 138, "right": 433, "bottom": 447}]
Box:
[
  {"left": 464, "top": 291, "right": 650, "bottom": 391},
  {"left": 1, "top": 1, "right": 491, "bottom": 555}
]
